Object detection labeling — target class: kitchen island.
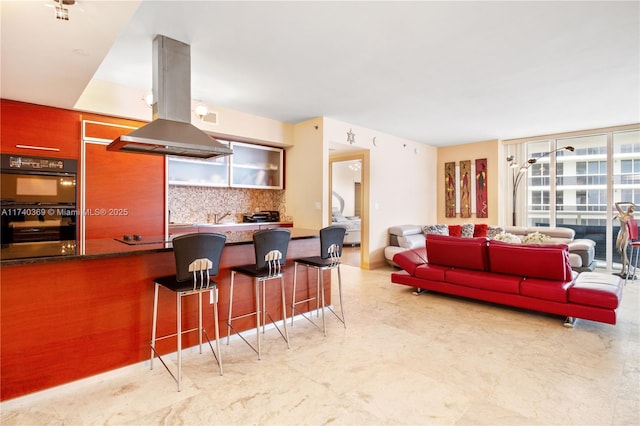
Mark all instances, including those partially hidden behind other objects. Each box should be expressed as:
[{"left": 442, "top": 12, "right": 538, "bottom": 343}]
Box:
[{"left": 0, "top": 228, "right": 326, "bottom": 401}]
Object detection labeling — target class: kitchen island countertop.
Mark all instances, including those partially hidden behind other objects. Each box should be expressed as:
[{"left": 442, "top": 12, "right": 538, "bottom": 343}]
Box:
[{"left": 0, "top": 227, "right": 318, "bottom": 266}]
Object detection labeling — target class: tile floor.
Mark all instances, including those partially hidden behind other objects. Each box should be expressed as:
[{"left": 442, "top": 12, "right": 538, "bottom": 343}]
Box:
[{"left": 1, "top": 265, "right": 638, "bottom": 425}]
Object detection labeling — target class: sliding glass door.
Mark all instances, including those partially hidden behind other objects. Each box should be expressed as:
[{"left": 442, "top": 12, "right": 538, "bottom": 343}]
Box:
[
  {"left": 554, "top": 134, "right": 608, "bottom": 263},
  {"left": 511, "top": 126, "right": 640, "bottom": 270}
]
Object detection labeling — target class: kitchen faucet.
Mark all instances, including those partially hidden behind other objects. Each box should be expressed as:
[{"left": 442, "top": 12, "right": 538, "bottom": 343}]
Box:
[{"left": 213, "top": 212, "right": 232, "bottom": 224}]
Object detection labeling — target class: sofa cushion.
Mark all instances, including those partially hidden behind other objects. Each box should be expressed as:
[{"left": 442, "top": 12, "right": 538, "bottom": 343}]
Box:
[
  {"left": 397, "top": 234, "right": 426, "bottom": 249},
  {"left": 504, "top": 226, "right": 575, "bottom": 244},
  {"left": 448, "top": 225, "right": 462, "bottom": 237},
  {"left": 527, "top": 227, "right": 575, "bottom": 243},
  {"left": 504, "top": 226, "right": 529, "bottom": 236},
  {"left": 486, "top": 225, "right": 505, "bottom": 239},
  {"left": 384, "top": 246, "right": 407, "bottom": 266},
  {"left": 522, "top": 231, "right": 552, "bottom": 244},
  {"left": 568, "top": 272, "right": 622, "bottom": 309},
  {"left": 473, "top": 223, "right": 488, "bottom": 237},
  {"left": 389, "top": 225, "right": 423, "bottom": 237},
  {"left": 426, "top": 234, "right": 489, "bottom": 271},
  {"left": 461, "top": 223, "right": 474, "bottom": 238},
  {"left": 392, "top": 248, "right": 427, "bottom": 276},
  {"left": 568, "top": 239, "right": 596, "bottom": 251},
  {"left": 520, "top": 277, "right": 573, "bottom": 303},
  {"left": 424, "top": 224, "right": 449, "bottom": 235},
  {"left": 446, "top": 269, "right": 520, "bottom": 294},
  {"left": 492, "top": 232, "right": 521, "bottom": 243},
  {"left": 414, "top": 264, "right": 449, "bottom": 281},
  {"left": 488, "top": 240, "right": 572, "bottom": 281}
]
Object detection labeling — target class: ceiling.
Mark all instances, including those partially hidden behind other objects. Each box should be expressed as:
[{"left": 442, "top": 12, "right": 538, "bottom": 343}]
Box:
[{"left": 2, "top": 1, "right": 639, "bottom": 147}]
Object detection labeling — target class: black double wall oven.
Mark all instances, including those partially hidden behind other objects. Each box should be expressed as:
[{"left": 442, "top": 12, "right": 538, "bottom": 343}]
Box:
[{"left": 1, "top": 154, "right": 78, "bottom": 260}]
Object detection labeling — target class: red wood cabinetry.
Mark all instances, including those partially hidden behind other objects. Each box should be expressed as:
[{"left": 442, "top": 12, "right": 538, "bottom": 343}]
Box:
[
  {"left": 0, "top": 99, "right": 81, "bottom": 158},
  {"left": 83, "top": 120, "right": 165, "bottom": 239}
]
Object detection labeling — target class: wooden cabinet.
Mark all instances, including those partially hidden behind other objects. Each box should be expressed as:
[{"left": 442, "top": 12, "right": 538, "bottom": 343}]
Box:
[
  {"left": 167, "top": 141, "right": 283, "bottom": 189},
  {"left": 0, "top": 99, "right": 81, "bottom": 159},
  {"left": 230, "top": 142, "right": 283, "bottom": 189},
  {"left": 83, "top": 121, "right": 165, "bottom": 240}
]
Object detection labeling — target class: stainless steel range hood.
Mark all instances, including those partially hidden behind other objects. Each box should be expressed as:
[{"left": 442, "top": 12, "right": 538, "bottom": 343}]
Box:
[{"left": 107, "top": 35, "right": 232, "bottom": 159}]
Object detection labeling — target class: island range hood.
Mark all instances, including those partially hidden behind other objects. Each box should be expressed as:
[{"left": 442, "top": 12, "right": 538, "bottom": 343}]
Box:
[{"left": 107, "top": 35, "right": 232, "bottom": 159}]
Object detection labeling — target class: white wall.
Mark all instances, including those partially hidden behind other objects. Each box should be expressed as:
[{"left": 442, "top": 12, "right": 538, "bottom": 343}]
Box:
[{"left": 324, "top": 118, "right": 437, "bottom": 268}]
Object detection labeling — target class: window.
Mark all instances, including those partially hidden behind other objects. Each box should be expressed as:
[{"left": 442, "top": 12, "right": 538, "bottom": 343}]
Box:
[
  {"left": 576, "top": 161, "right": 607, "bottom": 185},
  {"left": 576, "top": 190, "right": 586, "bottom": 211},
  {"left": 587, "top": 189, "right": 607, "bottom": 211},
  {"left": 614, "top": 130, "right": 640, "bottom": 206},
  {"left": 508, "top": 126, "right": 640, "bottom": 270},
  {"left": 556, "top": 190, "right": 565, "bottom": 211},
  {"left": 530, "top": 190, "right": 549, "bottom": 211}
]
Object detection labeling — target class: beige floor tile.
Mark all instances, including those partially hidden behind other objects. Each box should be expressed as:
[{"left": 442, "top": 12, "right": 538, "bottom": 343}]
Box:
[{"left": 1, "top": 265, "right": 638, "bottom": 425}]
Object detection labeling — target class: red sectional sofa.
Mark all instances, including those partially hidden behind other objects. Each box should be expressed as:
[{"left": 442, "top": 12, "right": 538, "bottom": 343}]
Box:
[{"left": 391, "top": 234, "right": 623, "bottom": 326}]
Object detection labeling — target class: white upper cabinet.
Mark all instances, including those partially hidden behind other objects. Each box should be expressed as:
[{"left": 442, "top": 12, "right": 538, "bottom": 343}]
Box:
[
  {"left": 167, "top": 141, "right": 283, "bottom": 189},
  {"left": 230, "top": 142, "right": 283, "bottom": 189},
  {"left": 167, "top": 140, "right": 230, "bottom": 187}
]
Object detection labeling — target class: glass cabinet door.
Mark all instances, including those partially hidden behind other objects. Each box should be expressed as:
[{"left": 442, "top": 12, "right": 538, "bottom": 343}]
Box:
[
  {"left": 168, "top": 153, "right": 229, "bottom": 187},
  {"left": 230, "top": 142, "right": 283, "bottom": 189}
]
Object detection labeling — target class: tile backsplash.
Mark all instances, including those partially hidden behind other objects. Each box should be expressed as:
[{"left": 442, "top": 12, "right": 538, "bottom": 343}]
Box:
[{"left": 168, "top": 186, "right": 290, "bottom": 224}]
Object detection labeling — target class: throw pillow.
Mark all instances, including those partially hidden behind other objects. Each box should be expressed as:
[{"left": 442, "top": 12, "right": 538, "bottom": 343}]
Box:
[
  {"left": 492, "top": 232, "right": 521, "bottom": 244},
  {"left": 448, "top": 225, "right": 462, "bottom": 237},
  {"left": 423, "top": 224, "right": 449, "bottom": 235},
  {"left": 522, "top": 231, "right": 552, "bottom": 244},
  {"left": 397, "top": 234, "right": 427, "bottom": 249},
  {"left": 388, "top": 224, "right": 423, "bottom": 237},
  {"left": 486, "top": 225, "right": 505, "bottom": 239},
  {"left": 473, "top": 223, "right": 488, "bottom": 237},
  {"left": 461, "top": 223, "right": 474, "bottom": 238}
]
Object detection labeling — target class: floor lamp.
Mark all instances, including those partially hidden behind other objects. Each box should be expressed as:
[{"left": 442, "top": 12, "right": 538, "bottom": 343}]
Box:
[{"left": 507, "top": 145, "right": 574, "bottom": 226}]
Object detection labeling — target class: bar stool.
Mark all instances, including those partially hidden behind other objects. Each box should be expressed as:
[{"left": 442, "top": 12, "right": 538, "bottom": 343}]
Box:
[
  {"left": 291, "top": 225, "right": 346, "bottom": 336},
  {"left": 150, "top": 233, "right": 226, "bottom": 391},
  {"left": 227, "top": 228, "right": 291, "bottom": 359}
]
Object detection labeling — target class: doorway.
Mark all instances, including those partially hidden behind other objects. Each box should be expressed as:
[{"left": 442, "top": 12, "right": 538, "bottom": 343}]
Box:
[{"left": 330, "top": 154, "right": 366, "bottom": 268}]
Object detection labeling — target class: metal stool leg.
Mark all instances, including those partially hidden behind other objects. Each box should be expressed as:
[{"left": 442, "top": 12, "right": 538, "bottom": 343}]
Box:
[
  {"left": 227, "top": 271, "right": 235, "bottom": 345},
  {"left": 337, "top": 266, "right": 346, "bottom": 327},
  {"left": 256, "top": 278, "right": 261, "bottom": 359},
  {"left": 291, "top": 262, "right": 298, "bottom": 326},
  {"left": 212, "top": 288, "right": 223, "bottom": 375},
  {"left": 319, "top": 268, "right": 326, "bottom": 336},
  {"left": 316, "top": 268, "right": 321, "bottom": 317},
  {"left": 176, "top": 292, "right": 182, "bottom": 392},
  {"left": 150, "top": 283, "right": 159, "bottom": 369},
  {"left": 280, "top": 276, "right": 290, "bottom": 347},
  {"left": 198, "top": 293, "right": 203, "bottom": 353},
  {"left": 324, "top": 266, "right": 346, "bottom": 328}
]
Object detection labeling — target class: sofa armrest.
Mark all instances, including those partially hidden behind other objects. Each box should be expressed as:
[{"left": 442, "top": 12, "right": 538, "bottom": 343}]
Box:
[
  {"left": 568, "top": 239, "right": 595, "bottom": 251},
  {"left": 392, "top": 248, "right": 428, "bottom": 276}
]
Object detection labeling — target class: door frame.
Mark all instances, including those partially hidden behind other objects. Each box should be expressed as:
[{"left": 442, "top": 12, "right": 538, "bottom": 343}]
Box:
[{"left": 329, "top": 150, "right": 370, "bottom": 268}]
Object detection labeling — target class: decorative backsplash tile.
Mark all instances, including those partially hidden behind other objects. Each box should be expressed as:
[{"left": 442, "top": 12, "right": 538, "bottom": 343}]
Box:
[{"left": 168, "top": 186, "right": 290, "bottom": 224}]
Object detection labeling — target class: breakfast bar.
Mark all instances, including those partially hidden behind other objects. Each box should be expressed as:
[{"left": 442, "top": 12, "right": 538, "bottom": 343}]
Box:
[{"left": 0, "top": 228, "right": 326, "bottom": 401}]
